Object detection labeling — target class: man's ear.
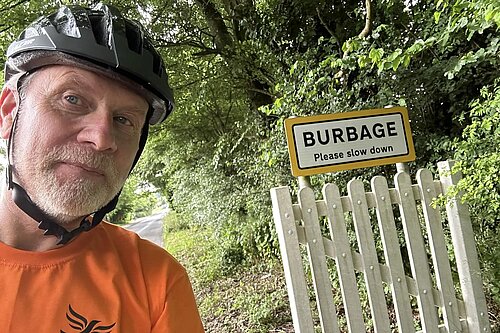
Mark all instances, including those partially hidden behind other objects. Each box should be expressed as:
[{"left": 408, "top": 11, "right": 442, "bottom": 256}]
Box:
[{"left": 0, "top": 86, "right": 18, "bottom": 139}]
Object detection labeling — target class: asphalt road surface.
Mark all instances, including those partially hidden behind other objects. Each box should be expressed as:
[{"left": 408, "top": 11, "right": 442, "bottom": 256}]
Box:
[{"left": 123, "top": 209, "right": 168, "bottom": 247}]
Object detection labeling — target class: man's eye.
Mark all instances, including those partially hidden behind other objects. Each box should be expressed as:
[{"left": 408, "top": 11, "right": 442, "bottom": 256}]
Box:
[
  {"left": 115, "top": 116, "right": 132, "bottom": 126},
  {"left": 64, "top": 95, "right": 80, "bottom": 105}
]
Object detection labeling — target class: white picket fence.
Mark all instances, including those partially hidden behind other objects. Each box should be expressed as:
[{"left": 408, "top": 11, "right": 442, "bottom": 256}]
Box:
[{"left": 271, "top": 161, "right": 491, "bottom": 333}]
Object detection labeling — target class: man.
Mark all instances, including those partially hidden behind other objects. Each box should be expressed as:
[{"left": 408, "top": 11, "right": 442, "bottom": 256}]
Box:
[{"left": 0, "top": 3, "right": 204, "bottom": 332}]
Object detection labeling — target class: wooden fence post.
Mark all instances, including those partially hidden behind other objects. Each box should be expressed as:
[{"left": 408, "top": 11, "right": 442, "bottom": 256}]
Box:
[
  {"left": 298, "top": 176, "right": 311, "bottom": 189},
  {"left": 437, "top": 160, "right": 491, "bottom": 333},
  {"left": 396, "top": 162, "right": 409, "bottom": 174}
]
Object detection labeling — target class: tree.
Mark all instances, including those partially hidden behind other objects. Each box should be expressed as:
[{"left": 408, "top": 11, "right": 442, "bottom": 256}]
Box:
[
  {"left": 107, "top": 174, "right": 159, "bottom": 224},
  {"left": 1, "top": 0, "right": 498, "bottom": 314}
]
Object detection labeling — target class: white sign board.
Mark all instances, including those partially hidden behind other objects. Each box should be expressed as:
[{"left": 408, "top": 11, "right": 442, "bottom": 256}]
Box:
[{"left": 285, "top": 107, "right": 415, "bottom": 176}]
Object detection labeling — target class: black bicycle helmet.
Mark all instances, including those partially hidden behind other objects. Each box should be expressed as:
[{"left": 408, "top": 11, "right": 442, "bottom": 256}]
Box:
[
  {"left": 3, "top": 3, "right": 173, "bottom": 244},
  {"left": 5, "top": 3, "right": 174, "bottom": 124}
]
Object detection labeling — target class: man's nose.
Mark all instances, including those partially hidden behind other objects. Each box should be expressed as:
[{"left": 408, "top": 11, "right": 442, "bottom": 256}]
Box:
[{"left": 76, "top": 109, "right": 118, "bottom": 152}]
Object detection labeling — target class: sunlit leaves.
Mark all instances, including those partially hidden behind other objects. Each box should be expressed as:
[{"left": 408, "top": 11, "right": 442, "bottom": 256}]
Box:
[
  {"left": 369, "top": 47, "right": 384, "bottom": 63},
  {"left": 3, "top": 1, "right": 500, "bottom": 290}
]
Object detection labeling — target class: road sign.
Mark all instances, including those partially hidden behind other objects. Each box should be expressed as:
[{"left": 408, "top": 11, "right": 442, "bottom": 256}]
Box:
[{"left": 284, "top": 107, "right": 415, "bottom": 176}]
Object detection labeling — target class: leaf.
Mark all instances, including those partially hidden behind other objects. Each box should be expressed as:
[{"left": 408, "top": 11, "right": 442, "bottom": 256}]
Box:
[
  {"left": 316, "top": 76, "right": 326, "bottom": 85},
  {"left": 392, "top": 55, "right": 402, "bottom": 71},
  {"left": 456, "top": 16, "right": 469, "bottom": 29},
  {"left": 485, "top": 7, "right": 495, "bottom": 22},
  {"left": 424, "top": 36, "right": 437, "bottom": 45},
  {"left": 402, "top": 54, "right": 411, "bottom": 67},
  {"left": 434, "top": 11, "right": 441, "bottom": 24},
  {"left": 343, "top": 39, "right": 361, "bottom": 53},
  {"left": 387, "top": 48, "right": 403, "bottom": 61},
  {"left": 369, "top": 48, "right": 384, "bottom": 63},
  {"left": 494, "top": 12, "right": 500, "bottom": 26},
  {"left": 407, "top": 39, "right": 425, "bottom": 54},
  {"left": 357, "top": 55, "right": 370, "bottom": 68}
]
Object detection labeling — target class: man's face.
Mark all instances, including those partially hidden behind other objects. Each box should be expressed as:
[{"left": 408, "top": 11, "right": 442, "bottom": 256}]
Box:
[{"left": 11, "top": 65, "right": 149, "bottom": 224}]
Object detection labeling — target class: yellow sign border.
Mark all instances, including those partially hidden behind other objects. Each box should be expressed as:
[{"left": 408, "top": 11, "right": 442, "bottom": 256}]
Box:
[{"left": 284, "top": 107, "right": 416, "bottom": 176}]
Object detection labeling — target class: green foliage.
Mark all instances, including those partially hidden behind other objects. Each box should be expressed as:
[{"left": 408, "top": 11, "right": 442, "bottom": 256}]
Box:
[
  {"left": 260, "top": 0, "right": 500, "bottom": 318},
  {"left": 454, "top": 80, "right": 500, "bottom": 225},
  {"left": 165, "top": 225, "right": 291, "bottom": 332},
  {"left": 130, "top": 2, "right": 500, "bottom": 296},
  {"left": 107, "top": 175, "right": 159, "bottom": 224},
  {"left": 451, "top": 80, "right": 500, "bottom": 304},
  {"left": 163, "top": 211, "right": 190, "bottom": 233},
  {"left": 3, "top": 0, "right": 500, "bottom": 317},
  {"left": 0, "top": 1, "right": 58, "bottom": 80},
  {"left": 164, "top": 226, "right": 223, "bottom": 286}
]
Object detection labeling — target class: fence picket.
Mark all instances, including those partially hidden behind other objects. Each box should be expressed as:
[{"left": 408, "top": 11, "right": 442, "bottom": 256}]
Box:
[
  {"left": 395, "top": 171, "right": 440, "bottom": 333},
  {"left": 323, "top": 183, "right": 366, "bottom": 333},
  {"left": 270, "top": 186, "right": 315, "bottom": 333},
  {"left": 348, "top": 179, "right": 391, "bottom": 333},
  {"left": 371, "top": 176, "right": 415, "bottom": 333},
  {"left": 299, "top": 187, "right": 340, "bottom": 333},
  {"left": 417, "top": 169, "right": 462, "bottom": 332}
]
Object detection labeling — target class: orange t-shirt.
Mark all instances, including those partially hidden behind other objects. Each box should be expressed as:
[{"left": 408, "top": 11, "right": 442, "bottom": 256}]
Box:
[{"left": 0, "top": 222, "right": 204, "bottom": 333}]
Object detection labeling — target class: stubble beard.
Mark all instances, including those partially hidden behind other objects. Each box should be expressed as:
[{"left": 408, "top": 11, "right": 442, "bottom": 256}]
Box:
[{"left": 14, "top": 144, "right": 127, "bottom": 225}]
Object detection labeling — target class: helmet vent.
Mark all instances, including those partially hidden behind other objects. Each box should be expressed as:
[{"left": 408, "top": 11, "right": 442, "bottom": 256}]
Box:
[
  {"left": 143, "top": 41, "right": 162, "bottom": 75},
  {"left": 50, "top": 8, "right": 80, "bottom": 38},
  {"left": 89, "top": 13, "right": 107, "bottom": 47},
  {"left": 125, "top": 20, "right": 143, "bottom": 54}
]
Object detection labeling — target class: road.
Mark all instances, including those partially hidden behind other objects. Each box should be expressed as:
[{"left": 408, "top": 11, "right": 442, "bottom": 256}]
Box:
[{"left": 123, "top": 209, "right": 168, "bottom": 247}]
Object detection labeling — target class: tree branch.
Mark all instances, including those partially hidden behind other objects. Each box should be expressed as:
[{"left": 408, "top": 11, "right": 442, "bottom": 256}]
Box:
[
  {"left": 0, "top": 0, "right": 29, "bottom": 13},
  {"left": 0, "top": 24, "right": 14, "bottom": 34},
  {"left": 316, "top": 7, "right": 335, "bottom": 38},
  {"left": 150, "top": 2, "right": 169, "bottom": 27},
  {"left": 194, "top": 0, "right": 233, "bottom": 51},
  {"left": 358, "top": 0, "right": 372, "bottom": 38},
  {"left": 193, "top": 49, "right": 220, "bottom": 56},
  {"left": 316, "top": 7, "right": 342, "bottom": 53},
  {"left": 156, "top": 39, "right": 217, "bottom": 53}
]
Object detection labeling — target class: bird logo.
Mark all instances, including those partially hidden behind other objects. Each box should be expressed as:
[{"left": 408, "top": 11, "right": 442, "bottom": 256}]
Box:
[{"left": 60, "top": 305, "right": 116, "bottom": 333}]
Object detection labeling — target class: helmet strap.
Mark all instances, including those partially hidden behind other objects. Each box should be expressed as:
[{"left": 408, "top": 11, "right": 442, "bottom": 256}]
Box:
[
  {"left": 10, "top": 181, "right": 92, "bottom": 244},
  {"left": 5, "top": 99, "right": 91, "bottom": 244}
]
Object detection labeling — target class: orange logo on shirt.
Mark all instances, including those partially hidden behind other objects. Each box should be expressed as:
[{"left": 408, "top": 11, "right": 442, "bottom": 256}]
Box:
[{"left": 60, "top": 305, "right": 116, "bottom": 333}]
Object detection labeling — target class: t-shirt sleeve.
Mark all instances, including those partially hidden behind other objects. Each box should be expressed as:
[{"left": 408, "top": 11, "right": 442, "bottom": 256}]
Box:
[{"left": 151, "top": 270, "right": 205, "bottom": 333}]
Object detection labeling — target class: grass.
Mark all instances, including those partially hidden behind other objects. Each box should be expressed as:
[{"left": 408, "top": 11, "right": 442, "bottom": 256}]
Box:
[
  {"left": 163, "top": 214, "right": 293, "bottom": 332},
  {"left": 163, "top": 213, "right": 500, "bottom": 333}
]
